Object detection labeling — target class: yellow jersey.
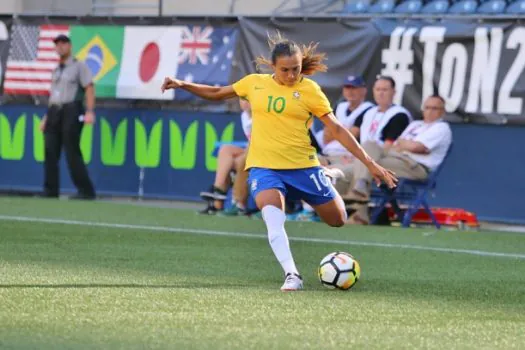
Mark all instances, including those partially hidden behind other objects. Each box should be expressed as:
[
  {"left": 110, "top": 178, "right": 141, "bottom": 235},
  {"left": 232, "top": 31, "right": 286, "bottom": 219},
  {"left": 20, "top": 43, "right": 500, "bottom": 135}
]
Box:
[{"left": 232, "top": 74, "right": 332, "bottom": 170}]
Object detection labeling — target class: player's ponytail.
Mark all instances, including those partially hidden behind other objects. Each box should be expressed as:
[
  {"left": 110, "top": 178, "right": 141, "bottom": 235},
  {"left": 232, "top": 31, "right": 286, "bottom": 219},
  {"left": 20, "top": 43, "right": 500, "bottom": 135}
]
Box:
[
  {"left": 300, "top": 42, "right": 327, "bottom": 76},
  {"left": 255, "top": 32, "right": 327, "bottom": 76}
]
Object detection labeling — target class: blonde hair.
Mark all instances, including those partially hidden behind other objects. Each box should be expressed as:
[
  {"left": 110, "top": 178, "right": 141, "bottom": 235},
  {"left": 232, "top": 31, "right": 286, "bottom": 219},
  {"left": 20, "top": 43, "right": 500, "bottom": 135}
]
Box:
[{"left": 255, "top": 32, "right": 327, "bottom": 76}]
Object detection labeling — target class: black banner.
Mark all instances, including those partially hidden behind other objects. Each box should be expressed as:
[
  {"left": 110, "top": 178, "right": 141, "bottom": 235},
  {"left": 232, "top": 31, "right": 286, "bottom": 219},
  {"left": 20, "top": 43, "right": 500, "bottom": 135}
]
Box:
[
  {"left": 236, "top": 18, "right": 525, "bottom": 125},
  {"left": 375, "top": 19, "right": 525, "bottom": 124}
]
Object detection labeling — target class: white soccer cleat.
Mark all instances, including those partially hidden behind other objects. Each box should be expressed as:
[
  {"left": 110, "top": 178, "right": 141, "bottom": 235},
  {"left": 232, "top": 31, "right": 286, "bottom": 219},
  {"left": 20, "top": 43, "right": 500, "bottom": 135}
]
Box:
[{"left": 280, "top": 273, "right": 304, "bottom": 291}]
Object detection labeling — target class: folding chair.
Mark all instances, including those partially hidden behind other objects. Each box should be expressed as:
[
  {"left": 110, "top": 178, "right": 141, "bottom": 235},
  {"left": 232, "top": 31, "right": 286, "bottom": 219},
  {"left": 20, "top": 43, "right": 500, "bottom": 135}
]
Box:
[{"left": 370, "top": 144, "right": 453, "bottom": 228}]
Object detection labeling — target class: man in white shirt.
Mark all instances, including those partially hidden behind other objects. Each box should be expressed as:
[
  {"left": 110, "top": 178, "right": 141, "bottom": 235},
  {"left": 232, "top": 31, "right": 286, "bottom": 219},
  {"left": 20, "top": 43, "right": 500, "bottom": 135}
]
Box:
[
  {"left": 354, "top": 76, "right": 412, "bottom": 148},
  {"left": 328, "top": 76, "right": 411, "bottom": 197},
  {"left": 349, "top": 95, "right": 453, "bottom": 225},
  {"left": 316, "top": 75, "right": 374, "bottom": 160}
]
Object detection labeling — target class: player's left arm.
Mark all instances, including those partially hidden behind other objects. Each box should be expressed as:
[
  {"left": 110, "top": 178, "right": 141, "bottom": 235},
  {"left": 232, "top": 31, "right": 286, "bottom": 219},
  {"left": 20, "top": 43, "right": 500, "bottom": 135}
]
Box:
[
  {"left": 319, "top": 112, "right": 370, "bottom": 165},
  {"left": 319, "top": 112, "right": 397, "bottom": 188}
]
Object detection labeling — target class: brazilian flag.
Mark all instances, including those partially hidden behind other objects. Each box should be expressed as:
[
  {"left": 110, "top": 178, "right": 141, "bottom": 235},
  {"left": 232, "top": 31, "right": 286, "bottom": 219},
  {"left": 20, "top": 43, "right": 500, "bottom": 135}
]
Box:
[{"left": 70, "top": 26, "right": 124, "bottom": 98}]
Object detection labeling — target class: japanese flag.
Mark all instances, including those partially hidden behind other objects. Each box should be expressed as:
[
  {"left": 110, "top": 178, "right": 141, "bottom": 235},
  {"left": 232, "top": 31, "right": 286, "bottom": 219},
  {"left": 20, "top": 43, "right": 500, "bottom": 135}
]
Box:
[{"left": 117, "top": 26, "right": 182, "bottom": 100}]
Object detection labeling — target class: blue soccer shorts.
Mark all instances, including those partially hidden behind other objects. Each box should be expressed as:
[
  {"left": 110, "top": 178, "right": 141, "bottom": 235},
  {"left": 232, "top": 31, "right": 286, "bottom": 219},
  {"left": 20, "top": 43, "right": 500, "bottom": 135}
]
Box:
[{"left": 248, "top": 166, "right": 338, "bottom": 206}]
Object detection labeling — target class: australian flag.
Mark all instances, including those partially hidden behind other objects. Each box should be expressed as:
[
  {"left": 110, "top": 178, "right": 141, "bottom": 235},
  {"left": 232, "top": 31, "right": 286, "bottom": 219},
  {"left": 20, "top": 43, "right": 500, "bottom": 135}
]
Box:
[{"left": 175, "top": 26, "right": 238, "bottom": 101}]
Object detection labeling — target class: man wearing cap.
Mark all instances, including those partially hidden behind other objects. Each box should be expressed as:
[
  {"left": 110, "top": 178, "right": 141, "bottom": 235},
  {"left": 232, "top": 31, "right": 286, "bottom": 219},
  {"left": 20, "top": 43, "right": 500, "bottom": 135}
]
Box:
[
  {"left": 39, "top": 34, "right": 96, "bottom": 199},
  {"left": 315, "top": 75, "right": 374, "bottom": 159}
]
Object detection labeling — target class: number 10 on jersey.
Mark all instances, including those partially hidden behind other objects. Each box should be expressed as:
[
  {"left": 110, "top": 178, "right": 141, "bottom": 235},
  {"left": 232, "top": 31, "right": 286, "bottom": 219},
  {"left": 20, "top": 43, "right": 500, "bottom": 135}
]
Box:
[{"left": 267, "top": 96, "right": 286, "bottom": 114}]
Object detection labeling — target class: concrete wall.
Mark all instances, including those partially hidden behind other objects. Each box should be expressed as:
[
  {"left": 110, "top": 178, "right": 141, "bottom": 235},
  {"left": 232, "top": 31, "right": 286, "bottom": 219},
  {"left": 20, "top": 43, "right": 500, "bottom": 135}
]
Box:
[
  {"left": 0, "top": 0, "right": 22, "bottom": 14},
  {"left": 0, "top": 0, "right": 340, "bottom": 16},
  {"left": 1, "top": 0, "right": 92, "bottom": 15}
]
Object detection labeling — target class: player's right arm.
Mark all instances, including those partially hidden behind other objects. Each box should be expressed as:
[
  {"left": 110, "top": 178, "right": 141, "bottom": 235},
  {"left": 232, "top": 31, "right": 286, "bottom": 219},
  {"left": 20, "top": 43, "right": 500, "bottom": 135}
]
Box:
[{"left": 161, "top": 77, "right": 237, "bottom": 101}]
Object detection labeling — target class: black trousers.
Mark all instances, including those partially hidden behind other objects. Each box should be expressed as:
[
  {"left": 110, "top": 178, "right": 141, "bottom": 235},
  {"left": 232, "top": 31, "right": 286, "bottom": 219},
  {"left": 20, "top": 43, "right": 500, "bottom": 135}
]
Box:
[{"left": 43, "top": 102, "right": 95, "bottom": 197}]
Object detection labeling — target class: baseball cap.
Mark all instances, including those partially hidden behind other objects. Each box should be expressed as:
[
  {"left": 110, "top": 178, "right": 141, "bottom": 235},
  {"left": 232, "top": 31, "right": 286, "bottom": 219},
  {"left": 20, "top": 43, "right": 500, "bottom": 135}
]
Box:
[
  {"left": 343, "top": 75, "right": 366, "bottom": 87},
  {"left": 53, "top": 34, "right": 71, "bottom": 43}
]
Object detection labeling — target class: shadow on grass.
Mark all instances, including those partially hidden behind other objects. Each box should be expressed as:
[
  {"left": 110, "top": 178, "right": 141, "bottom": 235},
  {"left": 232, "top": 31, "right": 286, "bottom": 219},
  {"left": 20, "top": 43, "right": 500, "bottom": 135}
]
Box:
[{"left": 0, "top": 283, "right": 251, "bottom": 289}]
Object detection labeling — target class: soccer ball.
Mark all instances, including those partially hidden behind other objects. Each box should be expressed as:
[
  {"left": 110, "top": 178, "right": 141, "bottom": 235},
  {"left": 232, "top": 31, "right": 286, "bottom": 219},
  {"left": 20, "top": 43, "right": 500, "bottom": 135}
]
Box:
[{"left": 318, "top": 252, "right": 361, "bottom": 290}]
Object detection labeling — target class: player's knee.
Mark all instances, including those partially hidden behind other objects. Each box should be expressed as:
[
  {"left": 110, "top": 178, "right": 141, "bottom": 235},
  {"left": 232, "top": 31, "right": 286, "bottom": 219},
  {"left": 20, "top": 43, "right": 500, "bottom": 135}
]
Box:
[
  {"left": 330, "top": 209, "right": 348, "bottom": 227},
  {"left": 327, "top": 214, "right": 346, "bottom": 227},
  {"left": 329, "top": 219, "right": 345, "bottom": 227}
]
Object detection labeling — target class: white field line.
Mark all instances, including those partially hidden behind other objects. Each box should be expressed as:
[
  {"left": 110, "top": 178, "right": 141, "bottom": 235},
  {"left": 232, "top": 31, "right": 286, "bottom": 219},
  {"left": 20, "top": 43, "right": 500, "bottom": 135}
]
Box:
[{"left": 1, "top": 215, "right": 524, "bottom": 260}]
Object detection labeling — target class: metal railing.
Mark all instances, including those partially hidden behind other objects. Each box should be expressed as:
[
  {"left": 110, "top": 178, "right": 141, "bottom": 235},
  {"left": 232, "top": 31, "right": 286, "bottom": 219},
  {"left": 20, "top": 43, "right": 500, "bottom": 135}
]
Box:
[
  {"left": 6, "top": 0, "right": 525, "bottom": 18},
  {"left": 91, "top": 0, "right": 162, "bottom": 16}
]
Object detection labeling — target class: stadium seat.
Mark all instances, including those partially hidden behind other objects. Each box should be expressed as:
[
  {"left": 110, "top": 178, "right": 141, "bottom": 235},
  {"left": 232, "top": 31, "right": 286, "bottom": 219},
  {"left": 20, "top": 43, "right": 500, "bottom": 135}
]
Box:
[
  {"left": 448, "top": 0, "right": 478, "bottom": 13},
  {"left": 477, "top": 0, "right": 506, "bottom": 13},
  {"left": 506, "top": 0, "right": 525, "bottom": 13},
  {"left": 367, "top": 0, "right": 396, "bottom": 13},
  {"left": 342, "top": 0, "right": 371, "bottom": 13},
  {"left": 370, "top": 144, "right": 453, "bottom": 229},
  {"left": 395, "top": 0, "right": 423, "bottom": 13},
  {"left": 420, "top": 0, "right": 450, "bottom": 13}
]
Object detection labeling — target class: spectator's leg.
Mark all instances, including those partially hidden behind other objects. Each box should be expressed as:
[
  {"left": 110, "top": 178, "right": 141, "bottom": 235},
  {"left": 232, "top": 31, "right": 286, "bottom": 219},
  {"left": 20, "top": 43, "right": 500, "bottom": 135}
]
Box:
[
  {"left": 232, "top": 151, "right": 249, "bottom": 208},
  {"left": 43, "top": 108, "right": 62, "bottom": 197},
  {"left": 317, "top": 154, "right": 329, "bottom": 166},
  {"left": 213, "top": 144, "right": 245, "bottom": 191},
  {"left": 332, "top": 162, "right": 355, "bottom": 199},
  {"left": 350, "top": 153, "right": 429, "bottom": 225},
  {"left": 352, "top": 141, "right": 386, "bottom": 197},
  {"left": 63, "top": 107, "right": 95, "bottom": 198},
  {"left": 377, "top": 152, "right": 428, "bottom": 180}
]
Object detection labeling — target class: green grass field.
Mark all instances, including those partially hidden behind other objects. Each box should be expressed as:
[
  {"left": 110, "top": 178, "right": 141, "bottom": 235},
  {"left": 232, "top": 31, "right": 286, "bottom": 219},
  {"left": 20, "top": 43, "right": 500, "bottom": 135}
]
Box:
[{"left": 1, "top": 197, "right": 524, "bottom": 349}]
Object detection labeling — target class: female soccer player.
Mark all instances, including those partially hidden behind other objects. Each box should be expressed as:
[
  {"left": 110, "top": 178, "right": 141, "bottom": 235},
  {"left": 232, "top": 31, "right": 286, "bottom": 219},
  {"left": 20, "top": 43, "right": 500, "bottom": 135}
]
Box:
[{"left": 161, "top": 35, "right": 397, "bottom": 291}]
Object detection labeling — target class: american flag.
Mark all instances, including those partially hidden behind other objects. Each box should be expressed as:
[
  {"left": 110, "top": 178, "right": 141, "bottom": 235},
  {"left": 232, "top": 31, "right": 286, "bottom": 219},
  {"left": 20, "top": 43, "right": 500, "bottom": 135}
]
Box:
[
  {"left": 179, "top": 26, "right": 213, "bottom": 65},
  {"left": 175, "top": 26, "right": 238, "bottom": 101},
  {"left": 4, "top": 24, "right": 69, "bottom": 95}
]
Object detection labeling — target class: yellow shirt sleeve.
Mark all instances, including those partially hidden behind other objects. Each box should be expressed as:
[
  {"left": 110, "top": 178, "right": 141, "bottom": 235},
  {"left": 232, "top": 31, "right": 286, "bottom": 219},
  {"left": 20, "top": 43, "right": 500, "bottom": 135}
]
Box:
[
  {"left": 305, "top": 81, "right": 333, "bottom": 118},
  {"left": 232, "top": 74, "right": 256, "bottom": 99}
]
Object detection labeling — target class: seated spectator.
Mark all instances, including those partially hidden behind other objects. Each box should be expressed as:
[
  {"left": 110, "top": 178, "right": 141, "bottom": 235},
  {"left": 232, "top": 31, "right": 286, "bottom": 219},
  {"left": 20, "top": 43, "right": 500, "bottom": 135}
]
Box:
[
  {"left": 330, "top": 75, "right": 412, "bottom": 198},
  {"left": 349, "top": 94, "right": 453, "bottom": 224},
  {"left": 316, "top": 75, "right": 374, "bottom": 160},
  {"left": 200, "top": 99, "right": 252, "bottom": 215}
]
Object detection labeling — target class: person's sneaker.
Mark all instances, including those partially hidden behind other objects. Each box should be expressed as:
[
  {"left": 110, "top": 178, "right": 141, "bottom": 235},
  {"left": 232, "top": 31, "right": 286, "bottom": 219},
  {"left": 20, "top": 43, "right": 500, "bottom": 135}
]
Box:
[
  {"left": 200, "top": 186, "right": 227, "bottom": 201},
  {"left": 347, "top": 205, "right": 369, "bottom": 225},
  {"left": 280, "top": 273, "right": 304, "bottom": 291},
  {"left": 249, "top": 211, "right": 263, "bottom": 220},
  {"left": 198, "top": 204, "right": 221, "bottom": 215},
  {"left": 219, "top": 205, "right": 247, "bottom": 216}
]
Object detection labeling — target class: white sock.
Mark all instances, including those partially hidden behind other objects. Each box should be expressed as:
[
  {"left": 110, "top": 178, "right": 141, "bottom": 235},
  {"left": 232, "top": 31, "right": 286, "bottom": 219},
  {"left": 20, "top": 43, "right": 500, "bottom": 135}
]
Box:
[{"left": 261, "top": 205, "right": 299, "bottom": 276}]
